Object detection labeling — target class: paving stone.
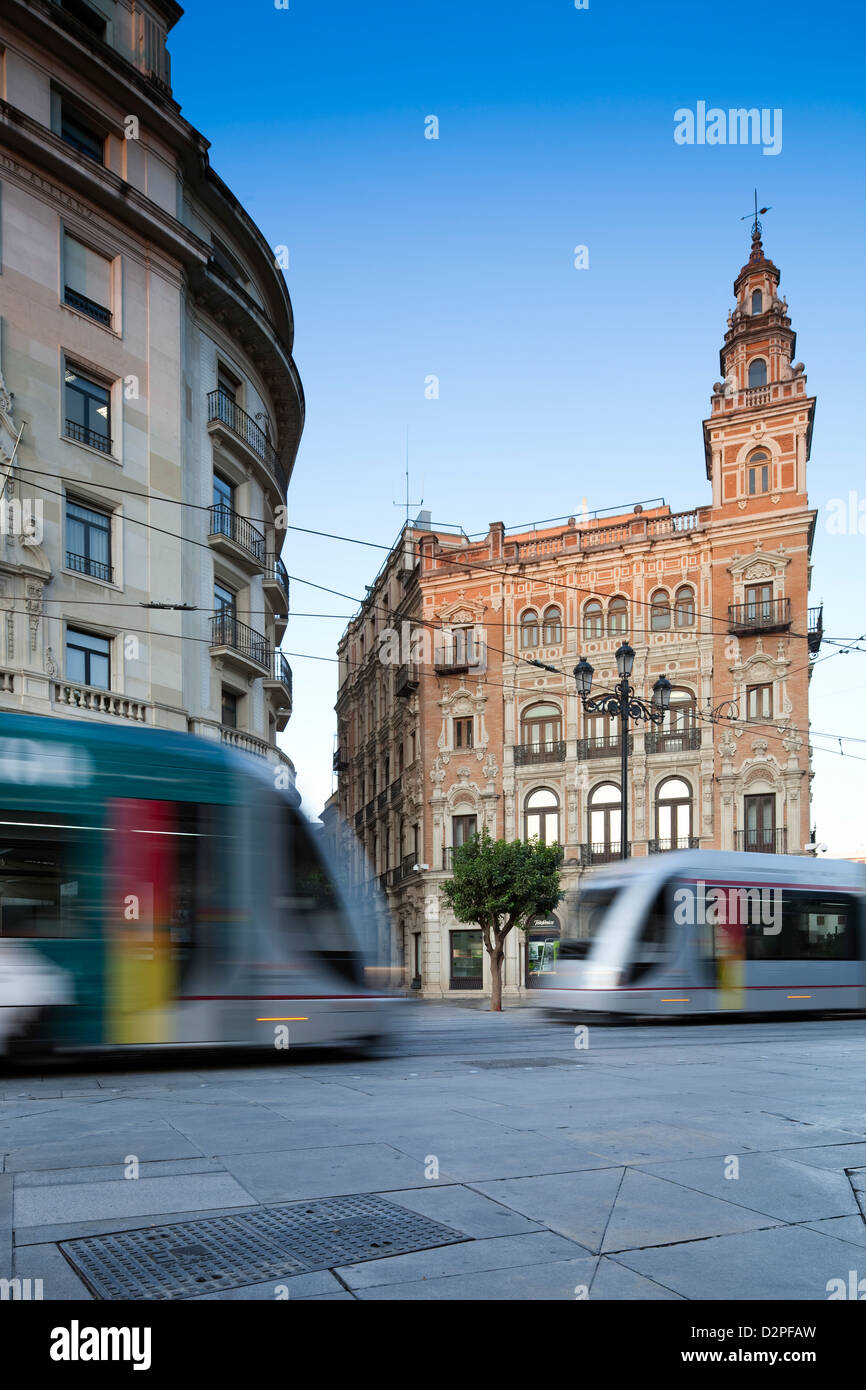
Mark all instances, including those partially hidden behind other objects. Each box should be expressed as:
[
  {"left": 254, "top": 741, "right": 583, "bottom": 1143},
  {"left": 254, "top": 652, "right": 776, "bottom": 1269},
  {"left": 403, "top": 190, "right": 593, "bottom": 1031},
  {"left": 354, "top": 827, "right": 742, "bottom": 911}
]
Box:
[
  {"left": 220, "top": 1143, "right": 443, "bottom": 1203},
  {"left": 352, "top": 1256, "right": 598, "bottom": 1300},
  {"left": 590, "top": 1256, "right": 684, "bottom": 1300},
  {"left": 337, "top": 1231, "right": 582, "bottom": 1289},
  {"left": 191, "top": 1268, "right": 345, "bottom": 1301},
  {"left": 12, "top": 1241, "right": 93, "bottom": 1300},
  {"left": 472, "top": 1169, "right": 623, "bottom": 1251},
  {"left": 382, "top": 1183, "right": 544, "bottom": 1238},
  {"left": 14, "top": 1173, "right": 257, "bottom": 1227},
  {"left": 636, "top": 1153, "right": 860, "bottom": 1224}
]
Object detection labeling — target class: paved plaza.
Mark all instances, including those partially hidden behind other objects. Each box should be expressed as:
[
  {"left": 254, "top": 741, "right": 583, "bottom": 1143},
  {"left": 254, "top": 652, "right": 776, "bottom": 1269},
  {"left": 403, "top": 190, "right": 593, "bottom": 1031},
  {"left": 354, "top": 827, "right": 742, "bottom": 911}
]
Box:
[{"left": 2, "top": 1005, "right": 865, "bottom": 1300}]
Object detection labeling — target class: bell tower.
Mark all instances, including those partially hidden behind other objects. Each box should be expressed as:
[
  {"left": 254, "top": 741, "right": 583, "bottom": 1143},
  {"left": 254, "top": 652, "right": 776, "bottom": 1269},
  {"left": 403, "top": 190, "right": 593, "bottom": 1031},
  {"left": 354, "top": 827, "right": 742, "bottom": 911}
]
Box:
[{"left": 703, "top": 215, "right": 815, "bottom": 520}]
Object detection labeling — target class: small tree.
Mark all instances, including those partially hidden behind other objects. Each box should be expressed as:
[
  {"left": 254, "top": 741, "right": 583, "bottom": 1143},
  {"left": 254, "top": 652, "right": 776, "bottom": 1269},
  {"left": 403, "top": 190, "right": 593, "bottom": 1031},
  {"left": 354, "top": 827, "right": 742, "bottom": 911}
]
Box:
[{"left": 441, "top": 830, "right": 562, "bottom": 1012}]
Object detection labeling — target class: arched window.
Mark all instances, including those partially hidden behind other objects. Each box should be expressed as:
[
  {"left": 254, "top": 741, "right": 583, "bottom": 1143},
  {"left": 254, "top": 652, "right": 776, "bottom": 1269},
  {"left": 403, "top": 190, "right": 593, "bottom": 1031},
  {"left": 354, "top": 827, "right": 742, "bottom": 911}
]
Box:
[
  {"left": 542, "top": 605, "right": 562, "bottom": 645},
  {"left": 587, "top": 782, "right": 622, "bottom": 860},
  {"left": 650, "top": 590, "right": 671, "bottom": 632},
  {"left": 751, "top": 290, "right": 763, "bottom": 314},
  {"left": 674, "top": 586, "right": 695, "bottom": 628},
  {"left": 520, "top": 609, "right": 539, "bottom": 649},
  {"left": 520, "top": 702, "right": 562, "bottom": 756},
  {"left": 655, "top": 777, "right": 693, "bottom": 851},
  {"left": 649, "top": 688, "right": 696, "bottom": 753},
  {"left": 608, "top": 596, "right": 628, "bottom": 635},
  {"left": 747, "top": 450, "right": 769, "bottom": 495},
  {"left": 583, "top": 600, "right": 603, "bottom": 639},
  {"left": 525, "top": 788, "right": 560, "bottom": 845},
  {"left": 748, "top": 358, "right": 767, "bottom": 388}
]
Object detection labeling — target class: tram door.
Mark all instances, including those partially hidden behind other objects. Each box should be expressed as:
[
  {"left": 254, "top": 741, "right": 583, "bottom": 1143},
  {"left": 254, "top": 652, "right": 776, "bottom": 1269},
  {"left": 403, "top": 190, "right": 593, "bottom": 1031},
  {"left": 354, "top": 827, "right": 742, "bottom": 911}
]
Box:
[{"left": 106, "top": 799, "right": 179, "bottom": 1044}]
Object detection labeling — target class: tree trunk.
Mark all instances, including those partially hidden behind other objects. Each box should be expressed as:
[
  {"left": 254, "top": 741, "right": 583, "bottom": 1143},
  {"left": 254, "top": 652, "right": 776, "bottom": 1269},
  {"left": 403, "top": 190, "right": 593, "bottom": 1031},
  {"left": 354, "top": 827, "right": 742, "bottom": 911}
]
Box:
[{"left": 489, "top": 947, "right": 504, "bottom": 1012}]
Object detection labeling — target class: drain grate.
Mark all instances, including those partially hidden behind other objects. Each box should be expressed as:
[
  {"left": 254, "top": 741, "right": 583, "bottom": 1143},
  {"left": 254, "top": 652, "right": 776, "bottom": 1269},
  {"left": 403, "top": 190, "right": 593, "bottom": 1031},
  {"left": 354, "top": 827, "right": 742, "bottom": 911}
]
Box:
[{"left": 59, "top": 1195, "right": 468, "bottom": 1300}]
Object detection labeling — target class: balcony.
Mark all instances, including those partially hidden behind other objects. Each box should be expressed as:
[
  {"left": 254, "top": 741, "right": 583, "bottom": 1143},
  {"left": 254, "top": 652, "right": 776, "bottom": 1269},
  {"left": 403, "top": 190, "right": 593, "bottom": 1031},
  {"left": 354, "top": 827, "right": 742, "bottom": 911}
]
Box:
[
  {"left": 65, "top": 551, "right": 113, "bottom": 583},
  {"left": 434, "top": 642, "right": 486, "bottom": 675},
  {"left": 333, "top": 749, "right": 348, "bottom": 773},
  {"left": 65, "top": 418, "right": 111, "bottom": 455},
  {"left": 576, "top": 734, "right": 633, "bottom": 761},
  {"left": 364, "top": 799, "right": 376, "bottom": 824},
  {"left": 53, "top": 682, "right": 150, "bottom": 722},
  {"left": 63, "top": 285, "right": 112, "bottom": 327},
  {"left": 808, "top": 604, "right": 823, "bottom": 655},
  {"left": 513, "top": 740, "right": 567, "bottom": 766},
  {"left": 263, "top": 651, "right": 293, "bottom": 731},
  {"left": 735, "top": 828, "right": 788, "bottom": 854},
  {"left": 206, "top": 389, "right": 287, "bottom": 497},
  {"left": 263, "top": 554, "right": 289, "bottom": 638},
  {"left": 208, "top": 505, "right": 265, "bottom": 570},
  {"left": 644, "top": 728, "right": 701, "bottom": 754},
  {"left": 354, "top": 809, "right": 364, "bottom": 829},
  {"left": 209, "top": 612, "right": 270, "bottom": 676},
  {"left": 648, "top": 836, "right": 700, "bottom": 853},
  {"left": 390, "top": 775, "right": 403, "bottom": 803},
  {"left": 396, "top": 663, "right": 420, "bottom": 696},
  {"left": 377, "top": 790, "right": 388, "bottom": 812},
  {"left": 727, "top": 597, "right": 791, "bottom": 635},
  {"left": 580, "top": 842, "right": 627, "bottom": 865}
]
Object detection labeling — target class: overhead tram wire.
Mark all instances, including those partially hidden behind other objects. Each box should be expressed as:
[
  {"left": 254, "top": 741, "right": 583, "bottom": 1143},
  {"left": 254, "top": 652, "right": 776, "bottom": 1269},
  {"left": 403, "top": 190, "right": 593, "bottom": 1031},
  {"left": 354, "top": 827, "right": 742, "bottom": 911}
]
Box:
[{"left": 9, "top": 461, "right": 826, "bottom": 645}]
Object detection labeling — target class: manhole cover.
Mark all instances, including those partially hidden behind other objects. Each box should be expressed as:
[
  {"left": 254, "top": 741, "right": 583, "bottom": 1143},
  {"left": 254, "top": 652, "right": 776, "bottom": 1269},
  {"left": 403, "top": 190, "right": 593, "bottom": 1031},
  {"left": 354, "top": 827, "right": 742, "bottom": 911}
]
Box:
[
  {"left": 463, "top": 1057, "right": 572, "bottom": 1069},
  {"left": 59, "top": 1195, "right": 468, "bottom": 1300}
]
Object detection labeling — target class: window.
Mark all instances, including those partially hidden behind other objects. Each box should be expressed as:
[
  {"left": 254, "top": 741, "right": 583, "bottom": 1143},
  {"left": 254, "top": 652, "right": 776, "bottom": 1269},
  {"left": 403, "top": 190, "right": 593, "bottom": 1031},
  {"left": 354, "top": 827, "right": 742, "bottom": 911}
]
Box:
[
  {"left": 64, "top": 367, "right": 111, "bottom": 453},
  {"left": 60, "top": 104, "right": 104, "bottom": 163},
  {"left": 655, "top": 777, "right": 693, "bottom": 849},
  {"left": 748, "top": 358, "right": 767, "bottom": 388},
  {"left": 66, "top": 626, "right": 110, "bottom": 689},
  {"left": 452, "top": 814, "right": 477, "bottom": 847},
  {"left": 650, "top": 590, "right": 671, "bottom": 631},
  {"left": 454, "top": 717, "right": 473, "bottom": 749},
  {"left": 751, "top": 290, "right": 763, "bottom": 314},
  {"left": 214, "top": 582, "right": 235, "bottom": 616},
  {"left": 746, "top": 683, "right": 773, "bottom": 722},
  {"left": 217, "top": 364, "right": 241, "bottom": 402},
  {"left": 588, "top": 782, "right": 621, "bottom": 853},
  {"left": 66, "top": 498, "right": 112, "bottom": 581},
  {"left": 520, "top": 609, "right": 539, "bottom": 648},
  {"left": 63, "top": 233, "right": 112, "bottom": 326},
  {"left": 0, "top": 818, "right": 97, "bottom": 941},
  {"left": 521, "top": 702, "right": 562, "bottom": 750},
  {"left": 743, "top": 891, "right": 858, "bottom": 962},
  {"left": 674, "top": 587, "right": 695, "bottom": 628},
  {"left": 525, "top": 788, "right": 559, "bottom": 844},
  {"left": 648, "top": 688, "right": 697, "bottom": 753},
  {"left": 608, "top": 597, "right": 628, "bottom": 635},
  {"left": 450, "top": 930, "right": 483, "bottom": 987},
  {"left": 212, "top": 239, "right": 248, "bottom": 287},
  {"left": 583, "top": 600, "right": 603, "bottom": 639},
  {"left": 60, "top": 0, "right": 107, "bottom": 37},
  {"left": 412, "top": 932, "right": 422, "bottom": 982},
  {"left": 221, "top": 689, "right": 238, "bottom": 728},
  {"left": 542, "top": 606, "right": 562, "bottom": 644},
  {"left": 743, "top": 793, "right": 776, "bottom": 852},
  {"left": 744, "top": 583, "right": 773, "bottom": 621},
  {"left": 747, "top": 451, "right": 770, "bottom": 495},
  {"left": 213, "top": 474, "right": 234, "bottom": 511}
]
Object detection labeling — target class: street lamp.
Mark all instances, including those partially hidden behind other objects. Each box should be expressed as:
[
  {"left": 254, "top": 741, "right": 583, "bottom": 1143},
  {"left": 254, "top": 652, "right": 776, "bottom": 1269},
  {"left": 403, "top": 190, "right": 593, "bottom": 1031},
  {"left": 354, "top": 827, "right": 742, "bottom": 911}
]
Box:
[{"left": 574, "top": 643, "right": 672, "bottom": 860}]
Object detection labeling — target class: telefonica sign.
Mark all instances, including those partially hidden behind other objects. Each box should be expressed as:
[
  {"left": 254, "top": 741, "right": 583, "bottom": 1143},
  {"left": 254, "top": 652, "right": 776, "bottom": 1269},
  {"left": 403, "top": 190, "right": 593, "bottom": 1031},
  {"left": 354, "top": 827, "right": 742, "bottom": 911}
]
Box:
[{"left": 0, "top": 738, "right": 93, "bottom": 787}]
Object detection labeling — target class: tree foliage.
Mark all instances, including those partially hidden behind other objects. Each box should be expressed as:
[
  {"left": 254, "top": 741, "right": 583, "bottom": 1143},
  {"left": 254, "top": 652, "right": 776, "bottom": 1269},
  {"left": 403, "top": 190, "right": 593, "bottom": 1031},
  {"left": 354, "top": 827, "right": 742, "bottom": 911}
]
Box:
[{"left": 441, "top": 831, "right": 563, "bottom": 1010}]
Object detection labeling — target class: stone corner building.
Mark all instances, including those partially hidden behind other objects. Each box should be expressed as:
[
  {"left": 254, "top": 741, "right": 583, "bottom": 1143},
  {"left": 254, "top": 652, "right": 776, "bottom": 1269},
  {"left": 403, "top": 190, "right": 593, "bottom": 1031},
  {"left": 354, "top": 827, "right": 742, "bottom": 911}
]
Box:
[
  {"left": 335, "top": 232, "right": 822, "bottom": 1000},
  {"left": 0, "top": 0, "right": 302, "bottom": 781}
]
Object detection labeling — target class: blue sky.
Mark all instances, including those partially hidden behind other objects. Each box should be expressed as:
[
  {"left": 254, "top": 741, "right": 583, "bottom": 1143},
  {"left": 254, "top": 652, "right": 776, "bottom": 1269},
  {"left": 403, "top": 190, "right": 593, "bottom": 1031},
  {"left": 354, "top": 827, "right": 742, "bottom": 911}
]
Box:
[{"left": 171, "top": 0, "right": 866, "bottom": 852}]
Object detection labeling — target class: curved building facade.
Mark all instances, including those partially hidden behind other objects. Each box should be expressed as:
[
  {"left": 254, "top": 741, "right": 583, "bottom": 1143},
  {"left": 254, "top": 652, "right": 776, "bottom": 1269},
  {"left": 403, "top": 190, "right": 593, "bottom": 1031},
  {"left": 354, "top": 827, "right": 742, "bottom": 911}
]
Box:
[{"left": 0, "top": 0, "right": 302, "bottom": 781}]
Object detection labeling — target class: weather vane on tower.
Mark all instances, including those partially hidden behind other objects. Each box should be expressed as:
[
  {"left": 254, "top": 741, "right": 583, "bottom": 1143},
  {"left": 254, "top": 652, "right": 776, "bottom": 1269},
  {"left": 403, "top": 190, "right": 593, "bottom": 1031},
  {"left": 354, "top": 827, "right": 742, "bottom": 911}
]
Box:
[{"left": 740, "top": 189, "right": 772, "bottom": 240}]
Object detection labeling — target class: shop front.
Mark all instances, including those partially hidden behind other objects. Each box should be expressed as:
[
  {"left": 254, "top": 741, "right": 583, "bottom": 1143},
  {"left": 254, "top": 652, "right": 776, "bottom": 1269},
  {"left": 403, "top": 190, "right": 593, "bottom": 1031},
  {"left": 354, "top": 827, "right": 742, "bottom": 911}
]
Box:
[{"left": 525, "top": 912, "right": 560, "bottom": 987}]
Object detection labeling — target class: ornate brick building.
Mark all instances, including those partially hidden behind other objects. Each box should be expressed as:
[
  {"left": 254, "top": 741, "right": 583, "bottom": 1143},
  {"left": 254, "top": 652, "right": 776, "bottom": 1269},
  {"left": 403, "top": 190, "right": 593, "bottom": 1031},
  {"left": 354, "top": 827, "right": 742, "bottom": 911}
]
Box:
[{"left": 334, "top": 226, "right": 823, "bottom": 999}]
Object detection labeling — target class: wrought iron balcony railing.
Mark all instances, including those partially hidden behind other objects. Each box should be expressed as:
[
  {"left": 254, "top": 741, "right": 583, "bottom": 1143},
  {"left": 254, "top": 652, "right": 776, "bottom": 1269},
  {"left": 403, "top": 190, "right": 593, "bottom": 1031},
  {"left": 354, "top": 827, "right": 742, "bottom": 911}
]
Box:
[
  {"left": 208, "top": 504, "right": 265, "bottom": 563},
  {"left": 513, "top": 740, "right": 567, "bottom": 766},
  {"left": 65, "top": 419, "right": 111, "bottom": 454},
  {"left": 644, "top": 728, "right": 701, "bottom": 754},
  {"left": 808, "top": 604, "right": 823, "bottom": 655},
  {"left": 64, "top": 286, "right": 112, "bottom": 327},
  {"left": 735, "top": 828, "right": 788, "bottom": 854},
  {"left": 580, "top": 841, "right": 628, "bottom": 865},
  {"left": 265, "top": 553, "right": 289, "bottom": 595},
  {"left": 648, "top": 836, "right": 700, "bottom": 853},
  {"left": 272, "top": 651, "right": 292, "bottom": 695},
  {"left": 396, "top": 663, "right": 420, "bottom": 695},
  {"left": 209, "top": 612, "right": 269, "bottom": 669},
  {"left": 65, "top": 551, "right": 113, "bottom": 583},
  {"left": 206, "top": 389, "right": 285, "bottom": 491},
  {"left": 576, "top": 734, "right": 633, "bottom": 760},
  {"left": 727, "top": 598, "right": 791, "bottom": 634}
]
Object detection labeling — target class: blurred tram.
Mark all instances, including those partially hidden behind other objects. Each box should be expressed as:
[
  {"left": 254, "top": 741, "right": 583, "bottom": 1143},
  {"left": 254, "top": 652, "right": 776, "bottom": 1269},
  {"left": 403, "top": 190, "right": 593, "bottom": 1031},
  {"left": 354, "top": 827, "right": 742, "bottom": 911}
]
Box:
[
  {"left": 540, "top": 850, "right": 866, "bottom": 1018},
  {"left": 0, "top": 712, "right": 396, "bottom": 1057}
]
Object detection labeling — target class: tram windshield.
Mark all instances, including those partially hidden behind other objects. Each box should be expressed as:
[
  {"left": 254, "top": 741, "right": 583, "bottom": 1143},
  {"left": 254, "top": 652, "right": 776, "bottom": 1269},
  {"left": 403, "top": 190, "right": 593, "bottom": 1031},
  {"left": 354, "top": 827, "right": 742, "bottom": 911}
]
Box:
[{"left": 561, "top": 885, "right": 622, "bottom": 956}]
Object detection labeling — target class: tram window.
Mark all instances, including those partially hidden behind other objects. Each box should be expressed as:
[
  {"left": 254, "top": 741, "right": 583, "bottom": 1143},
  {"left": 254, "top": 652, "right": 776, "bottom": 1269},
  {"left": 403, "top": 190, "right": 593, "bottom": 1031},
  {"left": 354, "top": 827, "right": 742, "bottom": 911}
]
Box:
[
  {"left": 0, "top": 820, "right": 93, "bottom": 939},
  {"left": 785, "top": 892, "right": 857, "bottom": 960},
  {"left": 569, "top": 886, "right": 621, "bottom": 941},
  {"left": 638, "top": 886, "right": 670, "bottom": 947},
  {"left": 282, "top": 808, "right": 365, "bottom": 985},
  {"left": 744, "top": 913, "right": 786, "bottom": 961}
]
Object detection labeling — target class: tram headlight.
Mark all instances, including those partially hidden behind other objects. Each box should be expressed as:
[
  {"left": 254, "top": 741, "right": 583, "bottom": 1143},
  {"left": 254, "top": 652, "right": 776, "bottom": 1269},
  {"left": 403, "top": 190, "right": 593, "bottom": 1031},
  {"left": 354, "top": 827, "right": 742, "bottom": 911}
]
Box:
[{"left": 584, "top": 965, "right": 622, "bottom": 991}]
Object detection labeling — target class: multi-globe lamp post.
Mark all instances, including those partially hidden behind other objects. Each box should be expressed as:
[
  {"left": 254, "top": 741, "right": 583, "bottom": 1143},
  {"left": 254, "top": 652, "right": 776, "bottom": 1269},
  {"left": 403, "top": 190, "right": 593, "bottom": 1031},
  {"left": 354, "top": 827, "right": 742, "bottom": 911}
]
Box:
[{"left": 573, "top": 643, "right": 672, "bottom": 861}]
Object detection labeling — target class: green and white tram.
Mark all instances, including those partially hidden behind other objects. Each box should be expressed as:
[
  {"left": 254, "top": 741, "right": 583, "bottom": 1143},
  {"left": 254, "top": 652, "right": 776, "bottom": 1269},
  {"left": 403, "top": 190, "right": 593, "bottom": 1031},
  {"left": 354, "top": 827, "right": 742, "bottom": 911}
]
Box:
[{"left": 0, "top": 713, "right": 395, "bottom": 1056}]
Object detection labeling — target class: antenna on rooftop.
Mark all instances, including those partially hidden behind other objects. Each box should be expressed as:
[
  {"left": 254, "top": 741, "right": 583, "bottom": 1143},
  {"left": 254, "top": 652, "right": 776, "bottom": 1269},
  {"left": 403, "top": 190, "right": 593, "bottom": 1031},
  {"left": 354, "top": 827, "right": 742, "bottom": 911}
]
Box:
[{"left": 393, "top": 427, "right": 423, "bottom": 525}]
